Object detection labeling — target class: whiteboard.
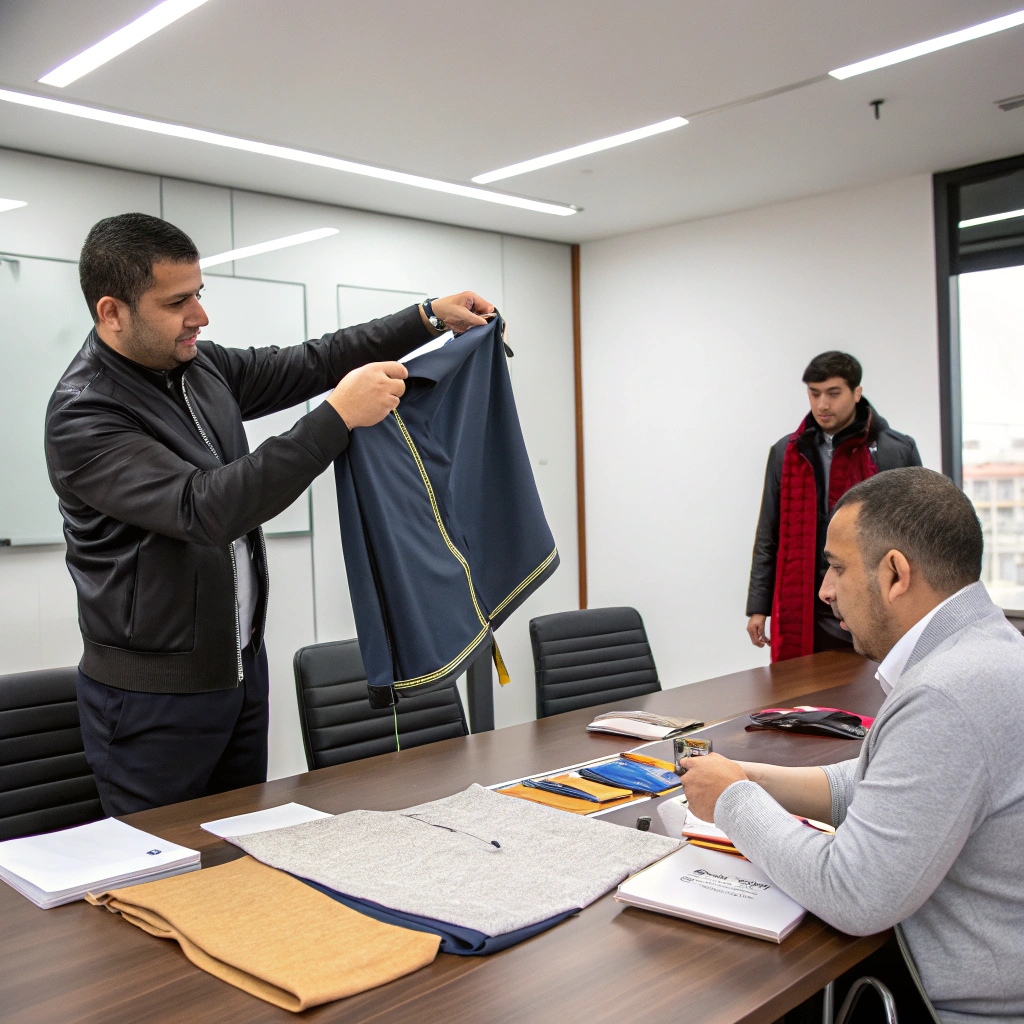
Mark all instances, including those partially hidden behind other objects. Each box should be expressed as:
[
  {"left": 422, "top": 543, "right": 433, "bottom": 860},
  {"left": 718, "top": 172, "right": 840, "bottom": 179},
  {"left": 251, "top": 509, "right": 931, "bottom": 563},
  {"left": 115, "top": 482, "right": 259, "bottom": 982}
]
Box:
[
  {"left": 337, "top": 284, "right": 425, "bottom": 330},
  {"left": 0, "top": 254, "right": 93, "bottom": 544},
  {"left": 200, "top": 274, "right": 311, "bottom": 535},
  {"left": 0, "top": 262, "right": 311, "bottom": 544}
]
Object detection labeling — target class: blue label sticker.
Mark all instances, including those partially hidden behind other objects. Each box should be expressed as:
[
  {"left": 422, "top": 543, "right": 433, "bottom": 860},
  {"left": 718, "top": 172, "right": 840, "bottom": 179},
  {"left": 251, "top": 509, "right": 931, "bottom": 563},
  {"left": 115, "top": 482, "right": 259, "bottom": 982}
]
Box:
[{"left": 146, "top": 849, "right": 161, "bottom": 855}]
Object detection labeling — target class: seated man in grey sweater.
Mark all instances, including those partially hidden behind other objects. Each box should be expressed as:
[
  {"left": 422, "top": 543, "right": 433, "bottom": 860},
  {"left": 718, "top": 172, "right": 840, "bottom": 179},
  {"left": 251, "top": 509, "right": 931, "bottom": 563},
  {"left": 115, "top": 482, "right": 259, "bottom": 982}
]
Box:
[{"left": 680, "top": 468, "right": 1024, "bottom": 1022}]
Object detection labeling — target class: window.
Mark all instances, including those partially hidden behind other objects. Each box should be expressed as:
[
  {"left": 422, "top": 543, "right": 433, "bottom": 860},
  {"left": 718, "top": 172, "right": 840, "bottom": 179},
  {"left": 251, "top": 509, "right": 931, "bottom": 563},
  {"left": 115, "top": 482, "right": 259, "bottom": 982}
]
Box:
[{"left": 936, "top": 152, "right": 1024, "bottom": 610}]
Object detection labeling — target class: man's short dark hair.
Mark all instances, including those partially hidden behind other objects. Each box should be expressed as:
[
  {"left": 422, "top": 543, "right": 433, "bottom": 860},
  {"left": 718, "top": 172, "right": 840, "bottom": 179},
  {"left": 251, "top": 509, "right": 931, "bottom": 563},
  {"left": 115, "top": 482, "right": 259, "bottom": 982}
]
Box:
[
  {"left": 834, "top": 468, "right": 982, "bottom": 596},
  {"left": 79, "top": 213, "right": 199, "bottom": 322},
  {"left": 802, "top": 351, "right": 862, "bottom": 389}
]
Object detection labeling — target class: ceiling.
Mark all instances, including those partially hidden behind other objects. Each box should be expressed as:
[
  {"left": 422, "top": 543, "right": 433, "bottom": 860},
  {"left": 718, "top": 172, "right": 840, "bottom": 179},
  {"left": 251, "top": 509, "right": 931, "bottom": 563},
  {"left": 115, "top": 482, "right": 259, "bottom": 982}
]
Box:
[{"left": 1, "top": 0, "right": 1024, "bottom": 242}]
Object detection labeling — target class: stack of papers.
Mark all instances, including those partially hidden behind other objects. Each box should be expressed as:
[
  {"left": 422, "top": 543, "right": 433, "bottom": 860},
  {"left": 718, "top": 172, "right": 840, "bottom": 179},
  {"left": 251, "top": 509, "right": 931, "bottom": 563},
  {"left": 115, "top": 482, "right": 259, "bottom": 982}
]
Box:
[
  {"left": 615, "top": 845, "right": 806, "bottom": 942},
  {"left": 0, "top": 818, "right": 200, "bottom": 909},
  {"left": 586, "top": 711, "right": 702, "bottom": 740}
]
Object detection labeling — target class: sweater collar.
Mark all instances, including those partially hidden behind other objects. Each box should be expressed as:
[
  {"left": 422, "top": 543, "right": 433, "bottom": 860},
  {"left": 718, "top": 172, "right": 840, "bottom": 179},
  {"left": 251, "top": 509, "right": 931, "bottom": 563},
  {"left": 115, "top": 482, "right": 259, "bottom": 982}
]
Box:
[{"left": 903, "top": 581, "right": 1000, "bottom": 675}]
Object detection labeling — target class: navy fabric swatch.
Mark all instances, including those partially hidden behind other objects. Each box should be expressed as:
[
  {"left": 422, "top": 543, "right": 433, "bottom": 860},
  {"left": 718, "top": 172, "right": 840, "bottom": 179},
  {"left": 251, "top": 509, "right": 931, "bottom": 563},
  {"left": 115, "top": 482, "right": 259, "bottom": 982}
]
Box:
[
  {"left": 299, "top": 876, "right": 578, "bottom": 955},
  {"left": 333, "top": 315, "right": 559, "bottom": 697}
]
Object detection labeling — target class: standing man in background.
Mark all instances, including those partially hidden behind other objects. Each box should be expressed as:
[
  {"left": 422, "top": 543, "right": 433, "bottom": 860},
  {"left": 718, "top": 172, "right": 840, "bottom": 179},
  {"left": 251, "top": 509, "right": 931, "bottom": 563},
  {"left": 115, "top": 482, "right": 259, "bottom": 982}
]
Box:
[
  {"left": 746, "top": 351, "right": 921, "bottom": 661},
  {"left": 45, "top": 212, "right": 494, "bottom": 814}
]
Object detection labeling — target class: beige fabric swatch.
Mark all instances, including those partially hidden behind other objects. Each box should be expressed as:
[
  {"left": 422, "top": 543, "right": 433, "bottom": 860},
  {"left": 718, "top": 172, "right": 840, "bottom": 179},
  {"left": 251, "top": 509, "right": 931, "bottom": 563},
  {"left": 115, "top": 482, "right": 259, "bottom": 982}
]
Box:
[{"left": 86, "top": 855, "right": 440, "bottom": 1012}]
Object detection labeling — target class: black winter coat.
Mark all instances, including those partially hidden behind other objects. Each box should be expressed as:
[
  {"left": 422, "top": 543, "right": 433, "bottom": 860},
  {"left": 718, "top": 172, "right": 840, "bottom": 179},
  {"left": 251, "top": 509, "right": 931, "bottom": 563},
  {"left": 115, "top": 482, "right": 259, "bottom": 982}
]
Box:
[
  {"left": 45, "top": 306, "right": 431, "bottom": 694},
  {"left": 745, "top": 399, "right": 922, "bottom": 618}
]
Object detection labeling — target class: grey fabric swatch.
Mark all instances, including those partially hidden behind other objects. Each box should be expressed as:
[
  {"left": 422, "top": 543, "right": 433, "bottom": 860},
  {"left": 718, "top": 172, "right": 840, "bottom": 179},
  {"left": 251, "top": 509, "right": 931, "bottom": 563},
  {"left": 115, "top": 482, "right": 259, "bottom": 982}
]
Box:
[{"left": 230, "top": 784, "right": 680, "bottom": 936}]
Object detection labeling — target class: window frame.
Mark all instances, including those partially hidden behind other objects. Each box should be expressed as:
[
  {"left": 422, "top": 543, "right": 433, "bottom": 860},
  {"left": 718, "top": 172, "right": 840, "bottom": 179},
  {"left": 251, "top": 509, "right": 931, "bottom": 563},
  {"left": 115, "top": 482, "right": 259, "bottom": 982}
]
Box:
[{"left": 933, "top": 150, "right": 1024, "bottom": 484}]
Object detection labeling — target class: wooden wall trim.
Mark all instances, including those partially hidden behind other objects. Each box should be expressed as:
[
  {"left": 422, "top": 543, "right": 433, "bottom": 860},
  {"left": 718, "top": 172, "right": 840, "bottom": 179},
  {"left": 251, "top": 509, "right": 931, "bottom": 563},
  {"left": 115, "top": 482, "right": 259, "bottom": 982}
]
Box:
[{"left": 571, "top": 244, "right": 587, "bottom": 609}]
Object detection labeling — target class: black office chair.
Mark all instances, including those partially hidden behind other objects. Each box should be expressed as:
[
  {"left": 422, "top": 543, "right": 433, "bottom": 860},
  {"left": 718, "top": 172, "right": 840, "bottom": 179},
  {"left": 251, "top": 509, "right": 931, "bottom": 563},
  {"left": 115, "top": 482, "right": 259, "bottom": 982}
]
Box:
[
  {"left": 293, "top": 639, "right": 469, "bottom": 770},
  {"left": 529, "top": 606, "right": 662, "bottom": 718},
  {"left": 0, "top": 667, "right": 103, "bottom": 841}
]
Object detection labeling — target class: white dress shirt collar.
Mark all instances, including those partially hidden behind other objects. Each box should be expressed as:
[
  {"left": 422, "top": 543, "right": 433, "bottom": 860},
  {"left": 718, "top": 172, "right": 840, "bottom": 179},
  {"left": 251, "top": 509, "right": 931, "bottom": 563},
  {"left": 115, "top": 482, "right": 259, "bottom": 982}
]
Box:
[{"left": 875, "top": 587, "right": 967, "bottom": 694}]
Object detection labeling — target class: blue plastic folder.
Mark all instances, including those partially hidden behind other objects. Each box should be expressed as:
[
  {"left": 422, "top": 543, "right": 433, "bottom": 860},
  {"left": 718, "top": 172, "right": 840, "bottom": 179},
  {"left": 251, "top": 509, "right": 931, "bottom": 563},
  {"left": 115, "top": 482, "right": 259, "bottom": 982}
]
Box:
[{"left": 579, "top": 759, "right": 681, "bottom": 794}]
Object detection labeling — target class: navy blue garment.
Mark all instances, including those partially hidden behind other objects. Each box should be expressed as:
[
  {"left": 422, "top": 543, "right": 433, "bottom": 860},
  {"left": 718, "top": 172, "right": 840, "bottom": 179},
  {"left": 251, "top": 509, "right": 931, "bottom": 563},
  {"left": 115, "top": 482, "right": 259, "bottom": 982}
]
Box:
[
  {"left": 334, "top": 315, "right": 559, "bottom": 697},
  {"left": 76, "top": 643, "right": 269, "bottom": 815},
  {"left": 300, "top": 877, "right": 578, "bottom": 955}
]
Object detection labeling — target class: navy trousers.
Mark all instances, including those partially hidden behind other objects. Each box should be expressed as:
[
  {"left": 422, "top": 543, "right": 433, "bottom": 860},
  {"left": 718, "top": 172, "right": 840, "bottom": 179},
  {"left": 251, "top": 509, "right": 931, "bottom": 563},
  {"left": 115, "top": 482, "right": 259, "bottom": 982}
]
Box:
[{"left": 77, "top": 643, "right": 269, "bottom": 816}]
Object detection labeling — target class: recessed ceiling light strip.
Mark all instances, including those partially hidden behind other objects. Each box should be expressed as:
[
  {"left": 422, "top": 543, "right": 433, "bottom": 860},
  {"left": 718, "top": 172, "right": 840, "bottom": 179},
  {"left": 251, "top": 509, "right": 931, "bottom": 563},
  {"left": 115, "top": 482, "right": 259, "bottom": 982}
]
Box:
[
  {"left": 829, "top": 8, "right": 1024, "bottom": 79},
  {"left": 959, "top": 208, "right": 1024, "bottom": 229},
  {"left": 0, "top": 198, "right": 28, "bottom": 213},
  {"left": 472, "top": 116, "right": 687, "bottom": 184},
  {"left": 199, "top": 227, "right": 339, "bottom": 267},
  {"left": 39, "top": 0, "right": 215, "bottom": 88},
  {"left": 0, "top": 89, "right": 576, "bottom": 216}
]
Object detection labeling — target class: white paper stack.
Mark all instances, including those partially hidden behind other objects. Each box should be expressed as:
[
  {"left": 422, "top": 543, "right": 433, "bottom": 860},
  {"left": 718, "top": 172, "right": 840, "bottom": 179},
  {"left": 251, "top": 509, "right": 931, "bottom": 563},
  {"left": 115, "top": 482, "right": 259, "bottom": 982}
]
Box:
[
  {"left": 0, "top": 818, "right": 200, "bottom": 909},
  {"left": 615, "top": 844, "right": 806, "bottom": 942}
]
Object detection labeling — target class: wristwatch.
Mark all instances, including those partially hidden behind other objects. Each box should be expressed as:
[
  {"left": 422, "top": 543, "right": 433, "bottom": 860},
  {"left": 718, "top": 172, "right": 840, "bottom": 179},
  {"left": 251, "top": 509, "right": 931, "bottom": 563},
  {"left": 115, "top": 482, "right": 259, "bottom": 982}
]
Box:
[{"left": 422, "top": 298, "right": 447, "bottom": 332}]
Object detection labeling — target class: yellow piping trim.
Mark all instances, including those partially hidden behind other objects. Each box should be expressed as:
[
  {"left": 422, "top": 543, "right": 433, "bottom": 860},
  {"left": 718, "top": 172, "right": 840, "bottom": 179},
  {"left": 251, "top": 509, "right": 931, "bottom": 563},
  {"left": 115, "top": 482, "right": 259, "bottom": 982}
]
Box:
[
  {"left": 388, "top": 411, "right": 557, "bottom": 691},
  {"left": 394, "top": 624, "right": 490, "bottom": 689},
  {"left": 490, "top": 546, "right": 558, "bottom": 620},
  {"left": 392, "top": 411, "right": 487, "bottom": 628}
]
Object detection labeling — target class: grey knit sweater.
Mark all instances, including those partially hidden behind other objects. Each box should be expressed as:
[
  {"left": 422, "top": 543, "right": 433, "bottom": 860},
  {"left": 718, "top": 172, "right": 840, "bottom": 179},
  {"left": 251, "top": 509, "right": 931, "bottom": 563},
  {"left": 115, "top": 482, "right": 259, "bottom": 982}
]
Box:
[{"left": 717, "top": 582, "right": 1024, "bottom": 1022}]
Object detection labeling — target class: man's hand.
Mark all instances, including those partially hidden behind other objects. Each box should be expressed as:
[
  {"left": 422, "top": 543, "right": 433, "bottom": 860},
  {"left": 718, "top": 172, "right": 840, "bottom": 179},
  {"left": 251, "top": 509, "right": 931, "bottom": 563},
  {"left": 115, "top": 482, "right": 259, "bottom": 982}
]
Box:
[
  {"left": 679, "top": 753, "right": 749, "bottom": 822},
  {"left": 421, "top": 291, "right": 496, "bottom": 335},
  {"left": 747, "top": 614, "right": 770, "bottom": 648},
  {"left": 327, "top": 361, "right": 408, "bottom": 429}
]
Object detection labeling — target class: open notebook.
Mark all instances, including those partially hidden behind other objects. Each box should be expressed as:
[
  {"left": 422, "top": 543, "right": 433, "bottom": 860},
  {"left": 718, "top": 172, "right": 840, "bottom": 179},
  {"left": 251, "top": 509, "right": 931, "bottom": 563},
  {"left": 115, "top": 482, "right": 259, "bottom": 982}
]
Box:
[{"left": 616, "top": 844, "right": 806, "bottom": 942}]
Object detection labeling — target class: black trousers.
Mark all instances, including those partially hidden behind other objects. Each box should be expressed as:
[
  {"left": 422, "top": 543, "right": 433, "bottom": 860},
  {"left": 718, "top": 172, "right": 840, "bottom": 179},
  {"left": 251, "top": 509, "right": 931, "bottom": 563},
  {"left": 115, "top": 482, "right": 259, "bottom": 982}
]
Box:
[{"left": 77, "top": 643, "right": 269, "bottom": 816}]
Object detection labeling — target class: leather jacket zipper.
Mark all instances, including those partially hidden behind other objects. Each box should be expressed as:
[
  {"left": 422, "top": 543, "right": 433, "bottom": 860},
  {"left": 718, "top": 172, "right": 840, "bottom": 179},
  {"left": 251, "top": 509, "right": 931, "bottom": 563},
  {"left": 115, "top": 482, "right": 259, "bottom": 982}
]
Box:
[{"left": 181, "top": 374, "right": 245, "bottom": 684}]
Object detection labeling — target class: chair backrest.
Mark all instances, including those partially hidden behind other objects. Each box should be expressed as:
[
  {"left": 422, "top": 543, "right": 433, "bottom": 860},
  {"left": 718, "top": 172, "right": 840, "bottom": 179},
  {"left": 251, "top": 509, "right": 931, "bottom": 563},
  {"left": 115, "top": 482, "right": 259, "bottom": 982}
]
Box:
[
  {"left": 293, "top": 639, "right": 469, "bottom": 770},
  {"left": 530, "top": 606, "right": 662, "bottom": 718},
  {"left": 0, "top": 667, "right": 103, "bottom": 841}
]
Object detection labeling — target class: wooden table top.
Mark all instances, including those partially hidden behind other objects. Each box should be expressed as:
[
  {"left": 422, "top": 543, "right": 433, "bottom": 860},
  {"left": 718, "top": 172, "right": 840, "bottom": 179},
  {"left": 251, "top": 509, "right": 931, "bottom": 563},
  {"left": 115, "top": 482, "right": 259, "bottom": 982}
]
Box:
[{"left": 0, "top": 651, "right": 887, "bottom": 1024}]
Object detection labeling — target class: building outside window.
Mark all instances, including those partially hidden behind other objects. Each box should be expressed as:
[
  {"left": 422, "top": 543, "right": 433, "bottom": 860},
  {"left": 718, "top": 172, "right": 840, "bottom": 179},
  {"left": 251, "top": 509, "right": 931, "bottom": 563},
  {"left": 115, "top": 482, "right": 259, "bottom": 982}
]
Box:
[{"left": 959, "top": 264, "right": 1024, "bottom": 605}]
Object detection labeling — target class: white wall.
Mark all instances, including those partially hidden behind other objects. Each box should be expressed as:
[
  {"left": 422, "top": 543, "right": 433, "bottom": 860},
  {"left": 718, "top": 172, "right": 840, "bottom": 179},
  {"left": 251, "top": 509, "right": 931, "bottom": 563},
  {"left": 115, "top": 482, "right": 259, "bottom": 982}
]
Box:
[
  {"left": 0, "top": 147, "right": 577, "bottom": 778},
  {"left": 580, "top": 174, "right": 941, "bottom": 689}
]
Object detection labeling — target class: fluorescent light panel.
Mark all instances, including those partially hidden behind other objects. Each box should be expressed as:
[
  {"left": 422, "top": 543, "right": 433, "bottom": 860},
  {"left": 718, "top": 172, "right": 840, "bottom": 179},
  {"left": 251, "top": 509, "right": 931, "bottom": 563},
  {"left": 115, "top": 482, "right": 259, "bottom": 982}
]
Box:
[
  {"left": 829, "top": 8, "right": 1024, "bottom": 79},
  {"left": 0, "top": 198, "right": 28, "bottom": 213},
  {"left": 39, "top": 0, "right": 214, "bottom": 87},
  {"left": 0, "top": 89, "right": 576, "bottom": 217},
  {"left": 199, "top": 228, "right": 339, "bottom": 268},
  {"left": 959, "top": 208, "right": 1024, "bottom": 229},
  {"left": 472, "top": 116, "right": 687, "bottom": 184}
]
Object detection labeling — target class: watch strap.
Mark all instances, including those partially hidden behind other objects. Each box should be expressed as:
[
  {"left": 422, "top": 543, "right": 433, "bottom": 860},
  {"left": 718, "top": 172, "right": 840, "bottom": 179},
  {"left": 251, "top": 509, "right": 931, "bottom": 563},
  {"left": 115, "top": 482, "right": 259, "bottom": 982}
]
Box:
[{"left": 422, "top": 298, "right": 447, "bottom": 331}]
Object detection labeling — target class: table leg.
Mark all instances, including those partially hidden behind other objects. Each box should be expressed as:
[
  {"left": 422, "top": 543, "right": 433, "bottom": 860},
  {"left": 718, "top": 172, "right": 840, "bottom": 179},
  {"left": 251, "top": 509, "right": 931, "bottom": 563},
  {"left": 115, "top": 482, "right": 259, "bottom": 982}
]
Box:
[
  {"left": 822, "top": 981, "right": 835, "bottom": 1023},
  {"left": 466, "top": 642, "right": 495, "bottom": 733}
]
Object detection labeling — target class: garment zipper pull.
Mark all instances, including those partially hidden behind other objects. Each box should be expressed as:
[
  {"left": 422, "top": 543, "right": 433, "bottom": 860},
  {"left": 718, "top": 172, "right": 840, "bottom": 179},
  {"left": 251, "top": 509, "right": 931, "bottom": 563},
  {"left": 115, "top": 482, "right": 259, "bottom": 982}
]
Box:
[{"left": 492, "top": 637, "right": 510, "bottom": 686}]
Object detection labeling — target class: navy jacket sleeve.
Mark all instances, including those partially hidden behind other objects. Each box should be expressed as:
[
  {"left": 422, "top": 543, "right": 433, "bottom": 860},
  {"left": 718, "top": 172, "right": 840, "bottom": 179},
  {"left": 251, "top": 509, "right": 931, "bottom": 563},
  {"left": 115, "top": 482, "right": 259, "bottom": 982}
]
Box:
[
  {"left": 746, "top": 444, "right": 783, "bottom": 617},
  {"left": 202, "top": 304, "right": 432, "bottom": 419}
]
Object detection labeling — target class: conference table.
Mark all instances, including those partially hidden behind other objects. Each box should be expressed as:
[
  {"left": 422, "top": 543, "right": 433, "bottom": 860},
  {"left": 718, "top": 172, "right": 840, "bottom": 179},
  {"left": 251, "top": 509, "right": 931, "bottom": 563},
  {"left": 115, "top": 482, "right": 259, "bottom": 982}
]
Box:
[{"left": 1, "top": 651, "right": 888, "bottom": 1024}]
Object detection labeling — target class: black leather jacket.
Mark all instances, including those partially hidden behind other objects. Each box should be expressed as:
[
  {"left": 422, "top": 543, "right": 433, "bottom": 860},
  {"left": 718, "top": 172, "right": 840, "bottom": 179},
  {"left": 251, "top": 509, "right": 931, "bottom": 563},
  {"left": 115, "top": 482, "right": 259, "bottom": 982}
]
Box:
[
  {"left": 745, "top": 399, "right": 922, "bottom": 618},
  {"left": 45, "top": 306, "right": 431, "bottom": 694}
]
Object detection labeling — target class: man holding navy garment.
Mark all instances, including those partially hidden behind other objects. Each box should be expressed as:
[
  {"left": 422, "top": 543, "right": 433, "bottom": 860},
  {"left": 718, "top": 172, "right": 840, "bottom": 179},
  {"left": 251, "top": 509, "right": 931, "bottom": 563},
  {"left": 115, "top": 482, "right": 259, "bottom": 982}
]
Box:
[{"left": 45, "top": 212, "right": 494, "bottom": 815}]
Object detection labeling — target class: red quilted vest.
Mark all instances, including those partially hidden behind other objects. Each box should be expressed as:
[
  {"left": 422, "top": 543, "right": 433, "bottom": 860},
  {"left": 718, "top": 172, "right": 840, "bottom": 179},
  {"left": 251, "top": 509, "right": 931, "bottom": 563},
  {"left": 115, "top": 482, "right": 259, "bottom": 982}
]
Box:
[{"left": 770, "top": 412, "right": 878, "bottom": 662}]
